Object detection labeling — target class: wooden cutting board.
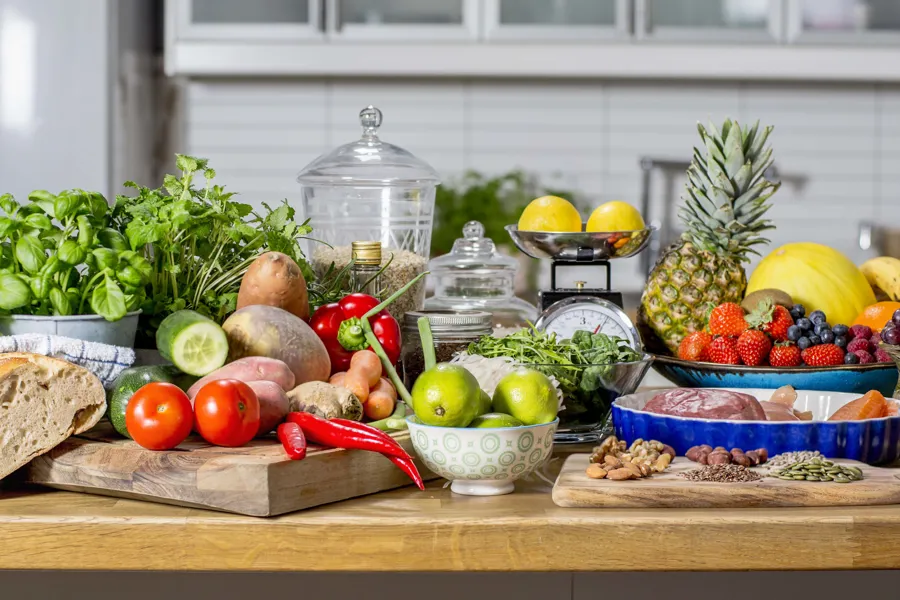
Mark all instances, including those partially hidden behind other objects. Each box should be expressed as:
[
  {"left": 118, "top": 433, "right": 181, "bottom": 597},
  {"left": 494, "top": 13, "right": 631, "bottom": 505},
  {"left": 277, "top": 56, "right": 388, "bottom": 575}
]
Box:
[
  {"left": 553, "top": 454, "right": 900, "bottom": 508},
  {"left": 26, "top": 423, "right": 435, "bottom": 517}
]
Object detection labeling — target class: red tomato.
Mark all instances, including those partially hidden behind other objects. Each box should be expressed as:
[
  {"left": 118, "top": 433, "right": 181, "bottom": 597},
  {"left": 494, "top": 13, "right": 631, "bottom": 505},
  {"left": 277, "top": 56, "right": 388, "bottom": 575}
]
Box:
[
  {"left": 125, "top": 382, "right": 193, "bottom": 450},
  {"left": 193, "top": 379, "right": 260, "bottom": 447}
]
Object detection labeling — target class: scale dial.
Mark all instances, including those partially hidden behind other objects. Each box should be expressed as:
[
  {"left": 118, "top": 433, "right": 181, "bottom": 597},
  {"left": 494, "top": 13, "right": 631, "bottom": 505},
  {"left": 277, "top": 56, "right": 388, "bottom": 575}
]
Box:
[{"left": 534, "top": 296, "right": 641, "bottom": 350}]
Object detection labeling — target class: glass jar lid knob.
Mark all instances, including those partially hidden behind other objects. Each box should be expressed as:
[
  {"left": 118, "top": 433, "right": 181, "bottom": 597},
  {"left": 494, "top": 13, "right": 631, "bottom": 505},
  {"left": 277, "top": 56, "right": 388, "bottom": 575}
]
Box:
[
  {"left": 360, "top": 106, "right": 383, "bottom": 139},
  {"left": 463, "top": 220, "right": 484, "bottom": 240}
]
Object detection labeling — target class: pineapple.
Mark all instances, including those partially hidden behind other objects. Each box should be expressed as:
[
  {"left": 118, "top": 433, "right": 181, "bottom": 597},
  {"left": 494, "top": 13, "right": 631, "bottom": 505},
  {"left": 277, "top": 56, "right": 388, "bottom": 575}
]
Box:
[{"left": 639, "top": 119, "right": 780, "bottom": 354}]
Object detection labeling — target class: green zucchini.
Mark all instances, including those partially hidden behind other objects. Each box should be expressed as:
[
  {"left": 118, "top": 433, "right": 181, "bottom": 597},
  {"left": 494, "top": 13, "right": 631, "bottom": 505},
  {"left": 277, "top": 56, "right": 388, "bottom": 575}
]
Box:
[{"left": 107, "top": 366, "right": 197, "bottom": 438}]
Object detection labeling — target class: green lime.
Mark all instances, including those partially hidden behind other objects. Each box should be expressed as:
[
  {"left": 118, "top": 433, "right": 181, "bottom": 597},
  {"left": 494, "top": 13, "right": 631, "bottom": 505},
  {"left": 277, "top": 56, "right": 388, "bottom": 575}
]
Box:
[
  {"left": 411, "top": 363, "right": 482, "bottom": 427},
  {"left": 479, "top": 389, "right": 492, "bottom": 415},
  {"left": 492, "top": 368, "right": 558, "bottom": 426},
  {"left": 469, "top": 413, "right": 525, "bottom": 428}
]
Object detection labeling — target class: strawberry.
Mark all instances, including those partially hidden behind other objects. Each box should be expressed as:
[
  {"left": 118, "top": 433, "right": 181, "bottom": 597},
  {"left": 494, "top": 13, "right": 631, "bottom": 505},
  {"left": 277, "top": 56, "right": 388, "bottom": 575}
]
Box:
[
  {"left": 801, "top": 344, "right": 845, "bottom": 367},
  {"left": 854, "top": 349, "right": 875, "bottom": 364},
  {"left": 708, "top": 303, "right": 748, "bottom": 337},
  {"left": 769, "top": 343, "right": 801, "bottom": 367},
  {"left": 847, "top": 338, "right": 871, "bottom": 354},
  {"left": 746, "top": 299, "right": 793, "bottom": 342},
  {"left": 678, "top": 331, "right": 713, "bottom": 362},
  {"left": 707, "top": 336, "right": 741, "bottom": 365},
  {"left": 736, "top": 330, "right": 772, "bottom": 367},
  {"left": 850, "top": 324, "right": 873, "bottom": 340}
]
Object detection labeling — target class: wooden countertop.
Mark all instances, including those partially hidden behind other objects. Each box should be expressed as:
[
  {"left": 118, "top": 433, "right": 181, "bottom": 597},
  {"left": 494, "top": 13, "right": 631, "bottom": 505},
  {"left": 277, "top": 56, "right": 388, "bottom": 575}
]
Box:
[{"left": 3, "top": 456, "right": 900, "bottom": 572}]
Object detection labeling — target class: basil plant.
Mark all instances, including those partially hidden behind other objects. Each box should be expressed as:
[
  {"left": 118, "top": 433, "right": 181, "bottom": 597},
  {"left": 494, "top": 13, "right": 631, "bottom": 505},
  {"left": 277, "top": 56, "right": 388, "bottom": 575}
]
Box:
[{"left": 0, "top": 190, "right": 151, "bottom": 321}]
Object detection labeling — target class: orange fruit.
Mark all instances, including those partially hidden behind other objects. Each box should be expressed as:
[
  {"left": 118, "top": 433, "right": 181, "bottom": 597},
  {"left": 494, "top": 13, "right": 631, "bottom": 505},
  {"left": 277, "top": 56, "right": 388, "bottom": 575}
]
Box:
[
  {"left": 851, "top": 301, "right": 900, "bottom": 332},
  {"left": 828, "top": 390, "right": 887, "bottom": 421}
]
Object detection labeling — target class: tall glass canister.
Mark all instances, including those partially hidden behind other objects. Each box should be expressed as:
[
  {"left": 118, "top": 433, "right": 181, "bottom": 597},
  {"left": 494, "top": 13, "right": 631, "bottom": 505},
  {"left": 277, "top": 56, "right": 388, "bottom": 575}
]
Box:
[{"left": 299, "top": 106, "right": 441, "bottom": 319}]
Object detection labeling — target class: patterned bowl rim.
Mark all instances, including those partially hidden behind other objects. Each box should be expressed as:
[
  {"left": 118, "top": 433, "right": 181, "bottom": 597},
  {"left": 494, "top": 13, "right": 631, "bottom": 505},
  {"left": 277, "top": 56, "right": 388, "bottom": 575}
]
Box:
[
  {"left": 405, "top": 416, "right": 559, "bottom": 432},
  {"left": 652, "top": 353, "right": 896, "bottom": 374},
  {"left": 522, "top": 354, "right": 655, "bottom": 368},
  {"left": 613, "top": 388, "right": 900, "bottom": 425}
]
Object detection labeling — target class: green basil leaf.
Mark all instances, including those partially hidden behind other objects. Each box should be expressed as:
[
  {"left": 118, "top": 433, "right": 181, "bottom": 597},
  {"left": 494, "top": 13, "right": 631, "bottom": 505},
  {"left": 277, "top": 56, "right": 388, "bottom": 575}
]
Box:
[
  {"left": 76, "top": 215, "right": 94, "bottom": 247},
  {"left": 124, "top": 293, "right": 143, "bottom": 312},
  {"left": 61, "top": 268, "right": 79, "bottom": 289},
  {"left": 90, "top": 275, "right": 127, "bottom": 321},
  {"left": 27, "top": 190, "right": 56, "bottom": 217},
  {"left": 116, "top": 265, "right": 144, "bottom": 287},
  {"left": 0, "top": 273, "right": 32, "bottom": 309},
  {"left": 39, "top": 255, "right": 62, "bottom": 277},
  {"left": 91, "top": 247, "right": 118, "bottom": 271},
  {"left": 0, "top": 217, "right": 17, "bottom": 238},
  {"left": 58, "top": 240, "right": 87, "bottom": 265},
  {"left": 40, "top": 229, "right": 64, "bottom": 248},
  {"left": 128, "top": 253, "right": 152, "bottom": 280},
  {"left": 29, "top": 274, "right": 49, "bottom": 300},
  {"left": 54, "top": 191, "right": 81, "bottom": 221},
  {"left": 49, "top": 286, "right": 73, "bottom": 316},
  {"left": 88, "top": 192, "right": 108, "bottom": 219},
  {"left": 23, "top": 213, "right": 52, "bottom": 231},
  {"left": 96, "top": 227, "right": 128, "bottom": 251},
  {"left": 14, "top": 235, "right": 46, "bottom": 274},
  {"left": 0, "top": 194, "right": 17, "bottom": 215}
]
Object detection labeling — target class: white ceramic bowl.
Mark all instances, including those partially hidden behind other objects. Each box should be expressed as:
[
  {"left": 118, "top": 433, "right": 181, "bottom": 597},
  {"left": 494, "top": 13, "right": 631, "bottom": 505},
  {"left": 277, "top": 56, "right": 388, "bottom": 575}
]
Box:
[{"left": 406, "top": 416, "right": 559, "bottom": 496}]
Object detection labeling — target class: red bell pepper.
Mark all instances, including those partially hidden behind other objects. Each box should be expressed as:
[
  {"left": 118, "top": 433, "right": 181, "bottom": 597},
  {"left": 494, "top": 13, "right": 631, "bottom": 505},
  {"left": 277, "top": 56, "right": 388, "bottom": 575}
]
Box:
[{"left": 310, "top": 293, "right": 402, "bottom": 374}]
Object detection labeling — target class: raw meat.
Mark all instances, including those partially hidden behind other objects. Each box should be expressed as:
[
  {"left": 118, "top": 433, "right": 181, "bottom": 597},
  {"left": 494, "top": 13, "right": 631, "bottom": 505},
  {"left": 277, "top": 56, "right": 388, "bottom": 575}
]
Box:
[
  {"left": 643, "top": 388, "right": 767, "bottom": 421},
  {"left": 759, "top": 401, "right": 801, "bottom": 421},
  {"left": 769, "top": 385, "right": 798, "bottom": 408}
]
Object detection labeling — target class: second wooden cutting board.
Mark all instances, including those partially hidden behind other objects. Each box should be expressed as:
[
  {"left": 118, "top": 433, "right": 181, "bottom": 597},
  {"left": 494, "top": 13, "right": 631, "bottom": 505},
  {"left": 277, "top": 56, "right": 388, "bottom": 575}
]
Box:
[{"left": 553, "top": 454, "right": 900, "bottom": 508}]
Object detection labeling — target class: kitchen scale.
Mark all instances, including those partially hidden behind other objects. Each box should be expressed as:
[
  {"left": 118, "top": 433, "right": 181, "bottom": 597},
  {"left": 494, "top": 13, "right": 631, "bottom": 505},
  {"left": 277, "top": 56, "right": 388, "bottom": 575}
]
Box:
[{"left": 505, "top": 224, "right": 655, "bottom": 348}]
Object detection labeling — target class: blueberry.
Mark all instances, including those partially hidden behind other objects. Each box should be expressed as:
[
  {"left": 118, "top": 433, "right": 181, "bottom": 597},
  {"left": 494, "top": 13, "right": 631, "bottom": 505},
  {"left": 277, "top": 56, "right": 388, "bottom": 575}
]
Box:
[
  {"left": 832, "top": 324, "right": 849, "bottom": 337},
  {"left": 814, "top": 322, "right": 831, "bottom": 336},
  {"left": 796, "top": 318, "right": 812, "bottom": 331},
  {"left": 792, "top": 304, "right": 806, "bottom": 318},
  {"left": 798, "top": 336, "right": 812, "bottom": 350},
  {"left": 835, "top": 335, "right": 849, "bottom": 348},
  {"left": 787, "top": 325, "right": 802, "bottom": 341},
  {"left": 809, "top": 335, "right": 822, "bottom": 346},
  {"left": 844, "top": 352, "right": 860, "bottom": 365},
  {"left": 820, "top": 329, "right": 835, "bottom": 344},
  {"left": 809, "top": 310, "right": 827, "bottom": 325}
]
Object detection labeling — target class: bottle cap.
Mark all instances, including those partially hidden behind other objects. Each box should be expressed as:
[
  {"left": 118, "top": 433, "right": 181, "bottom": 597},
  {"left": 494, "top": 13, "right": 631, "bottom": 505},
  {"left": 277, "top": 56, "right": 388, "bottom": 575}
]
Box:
[{"left": 352, "top": 241, "right": 382, "bottom": 265}]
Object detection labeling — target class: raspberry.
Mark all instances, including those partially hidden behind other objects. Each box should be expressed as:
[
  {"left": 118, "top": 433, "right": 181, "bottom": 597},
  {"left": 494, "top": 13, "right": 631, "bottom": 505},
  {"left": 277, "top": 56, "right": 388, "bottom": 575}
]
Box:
[
  {"left": 853, "top": 350, "right": 875, "bottom": 364},
  {"left": 875, "top": 348, "right": 892, "bottom": 363},
  {"left": 847, "top": 338, "right": 871, "bottom": 354},
  {"left": 850, "top": 325, "right": 873, "bottom": 340}
]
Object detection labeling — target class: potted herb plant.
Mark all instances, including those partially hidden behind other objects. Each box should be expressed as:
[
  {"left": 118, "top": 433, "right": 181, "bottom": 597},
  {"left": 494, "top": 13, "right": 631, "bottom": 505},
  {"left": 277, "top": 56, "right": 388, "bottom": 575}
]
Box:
[{"left": 0, "top": 189, "right": 150, "bottom": 346}]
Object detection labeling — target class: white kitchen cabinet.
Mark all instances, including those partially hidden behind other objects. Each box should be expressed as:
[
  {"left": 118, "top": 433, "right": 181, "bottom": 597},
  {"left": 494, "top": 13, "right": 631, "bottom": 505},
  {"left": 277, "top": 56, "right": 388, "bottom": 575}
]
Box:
[
  {"left": 170, "top": 0, "right": 323, "bottom": 41},
  {"left": 636, "top": 0, "right": 782, "bottom": 42},
  {"left": 326, "top": 0, "right": 479, "bottom": 41},
  {"left": 787, "top": 0, "right": 900, "bottom": 43},
  {"left": 483, "top": 0, "right": 630, "bottom": 41}
]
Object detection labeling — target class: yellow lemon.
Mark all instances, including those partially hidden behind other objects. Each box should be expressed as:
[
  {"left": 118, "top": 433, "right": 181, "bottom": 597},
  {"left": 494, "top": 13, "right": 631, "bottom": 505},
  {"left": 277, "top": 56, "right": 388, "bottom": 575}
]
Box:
[
  {"left": 586, "top": 201, "right": 645, "bottom": 232},
  {"left": 517, "top": 196, "right": 582, "bottom": 233}
]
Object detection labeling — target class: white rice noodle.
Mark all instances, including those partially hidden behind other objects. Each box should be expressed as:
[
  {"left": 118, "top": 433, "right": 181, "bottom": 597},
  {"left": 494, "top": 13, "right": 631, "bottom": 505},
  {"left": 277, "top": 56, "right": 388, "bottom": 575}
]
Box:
[{"left": 450, "top": 352, "right": 565, "bottom": 410}]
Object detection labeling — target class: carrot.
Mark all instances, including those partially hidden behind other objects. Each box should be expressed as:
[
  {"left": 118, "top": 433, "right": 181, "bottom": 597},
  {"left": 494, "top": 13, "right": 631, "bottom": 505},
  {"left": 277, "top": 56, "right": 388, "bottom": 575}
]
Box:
[
  {"left": 329, "top": 372, "right": 347, "bottom": 387},
  {"left": 350, "top": 351, "right": 382, "bottom": 387},
  {"left": 364, "top": 391, "right": 395, "bottom": 420},
  {"left": 371, "top": 377, "right": 397, "bottom": 400},
  {"left": 343, "top": 370, "right": 370, "bottom": 403}
]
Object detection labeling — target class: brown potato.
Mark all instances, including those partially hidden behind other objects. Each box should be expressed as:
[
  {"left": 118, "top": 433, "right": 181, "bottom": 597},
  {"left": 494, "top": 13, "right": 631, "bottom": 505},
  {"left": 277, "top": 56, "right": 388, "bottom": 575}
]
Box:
[{"left": 237, "top": 252, "right": 309, "bottom": 320}]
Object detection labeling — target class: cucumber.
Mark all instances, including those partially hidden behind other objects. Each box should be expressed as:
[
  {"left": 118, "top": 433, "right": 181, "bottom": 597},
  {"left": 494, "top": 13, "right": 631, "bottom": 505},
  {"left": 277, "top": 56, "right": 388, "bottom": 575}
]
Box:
[
  {"left": 107, "top": 366, "right": 197, "bottom": 438},
  {"left": 156, "top": 310, "right": 229, "bottom": 377}
]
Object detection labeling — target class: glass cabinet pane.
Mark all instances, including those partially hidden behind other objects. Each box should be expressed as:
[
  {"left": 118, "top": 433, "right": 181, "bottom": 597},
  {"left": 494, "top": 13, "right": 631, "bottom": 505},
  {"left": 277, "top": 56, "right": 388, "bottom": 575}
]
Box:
[
  {"left": 338, "top": 0, "right": 463, "bottom": 26},
  {"left": 800, "top": 0, "right": 900, "bottom": 32},
  {"left": 647, "top": 0, "right": 769, "bottom": 29},
  {"left": 192, "top": 0, "right": 310, "bottom": 24},
  {"left": 499, "top": 0, "right": 617, "bottom": 26}
]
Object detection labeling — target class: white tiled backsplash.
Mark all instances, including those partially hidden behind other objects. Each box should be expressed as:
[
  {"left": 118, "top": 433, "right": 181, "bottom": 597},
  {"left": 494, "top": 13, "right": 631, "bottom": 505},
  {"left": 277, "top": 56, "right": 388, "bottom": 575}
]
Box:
[{"left": 185, "top": 79, "right": 900, "bottom": 293}]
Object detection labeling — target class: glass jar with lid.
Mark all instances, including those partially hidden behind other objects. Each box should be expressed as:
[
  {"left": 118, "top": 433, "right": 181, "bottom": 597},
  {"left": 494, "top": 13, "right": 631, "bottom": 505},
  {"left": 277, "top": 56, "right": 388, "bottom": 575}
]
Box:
[
  {"left": 299, "top": 106, "right": 439, "bottom": 317},
  {"left": 424, "top": 221, "right": 539, "bottom": 332},
  {"left": 401, "top": 310, "right": 492, "bottom": 389}
]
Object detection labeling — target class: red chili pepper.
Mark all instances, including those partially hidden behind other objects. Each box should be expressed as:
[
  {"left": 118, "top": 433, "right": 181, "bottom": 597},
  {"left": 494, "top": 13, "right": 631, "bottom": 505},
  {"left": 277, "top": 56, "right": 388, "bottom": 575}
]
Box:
[
  {"left": 388, "top": 455, "right": 425, "bottom": 491},
  {"left": 310, "top": 294, "right": 402, "bottom": 374},
  {"left": 331, "top": 418, "right": 410, "bottom": 457},
  {"left": 287, "top": 412, "right": 408, "bottom": 459},
  {"left": 277, "top": 422, "right": 307, "bottom": 460}
]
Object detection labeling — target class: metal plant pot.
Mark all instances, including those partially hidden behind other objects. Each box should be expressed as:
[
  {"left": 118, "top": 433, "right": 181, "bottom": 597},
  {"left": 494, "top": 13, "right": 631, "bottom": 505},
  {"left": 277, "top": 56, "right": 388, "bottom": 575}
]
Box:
[{"left": 0, "top": 311, "right": 141, "bottom": 347}]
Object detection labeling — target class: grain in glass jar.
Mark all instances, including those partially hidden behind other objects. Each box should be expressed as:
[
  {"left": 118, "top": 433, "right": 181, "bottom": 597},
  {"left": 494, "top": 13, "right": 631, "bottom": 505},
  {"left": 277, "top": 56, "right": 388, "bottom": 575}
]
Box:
[{"left": 401, "top": 310, "right": 492, "bottom": 389}]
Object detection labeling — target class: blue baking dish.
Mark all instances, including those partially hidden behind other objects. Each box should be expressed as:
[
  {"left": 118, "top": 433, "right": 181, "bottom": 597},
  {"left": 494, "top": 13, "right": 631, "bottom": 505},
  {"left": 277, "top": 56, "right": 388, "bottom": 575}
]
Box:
[{"left": 612, "top": 388, "right": 900, "bottom": 464}]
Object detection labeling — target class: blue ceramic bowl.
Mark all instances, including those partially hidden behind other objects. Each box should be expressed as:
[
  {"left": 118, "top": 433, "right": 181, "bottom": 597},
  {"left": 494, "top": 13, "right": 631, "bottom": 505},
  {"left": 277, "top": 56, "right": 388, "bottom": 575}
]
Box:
[
  {"left": 652, "top": 355, "right": 898, "bottom": 396},
  {"left": 613, "top": 387, "right": 900, "bottom": 464}
]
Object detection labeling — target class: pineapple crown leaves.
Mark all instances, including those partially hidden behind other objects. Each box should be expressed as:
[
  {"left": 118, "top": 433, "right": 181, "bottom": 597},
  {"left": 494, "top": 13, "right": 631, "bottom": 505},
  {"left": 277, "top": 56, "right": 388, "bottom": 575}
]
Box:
[{"left": 678, "top": 118, "right": 782, "bottom": 261}]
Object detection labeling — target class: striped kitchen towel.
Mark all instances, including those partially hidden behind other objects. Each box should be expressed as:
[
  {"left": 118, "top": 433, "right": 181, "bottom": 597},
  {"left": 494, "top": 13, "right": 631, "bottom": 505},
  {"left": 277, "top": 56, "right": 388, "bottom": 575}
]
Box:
[{"left": 0, "top": 334, "right": 135, "bottom": 389}]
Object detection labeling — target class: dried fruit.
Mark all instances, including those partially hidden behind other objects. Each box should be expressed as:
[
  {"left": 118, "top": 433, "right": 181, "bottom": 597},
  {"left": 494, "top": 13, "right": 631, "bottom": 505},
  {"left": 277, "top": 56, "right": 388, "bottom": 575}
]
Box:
[
  {"left": 769, "top": 343, "right": 801, "bottom": 367},
  {"left": 678, "top": 331, "right": 713, "bottom": 362},
  {"left": 736, "top": 329, "right": 772, "bottom": 367},
  {"left": 800, "top": 344, "right": 844, "bottom": 367},
  {"left": 709, "top": 303, "right": 749, "bottom": 337},
  {"left": 707, "top": 336, "right": 741, "bottom": 365}
]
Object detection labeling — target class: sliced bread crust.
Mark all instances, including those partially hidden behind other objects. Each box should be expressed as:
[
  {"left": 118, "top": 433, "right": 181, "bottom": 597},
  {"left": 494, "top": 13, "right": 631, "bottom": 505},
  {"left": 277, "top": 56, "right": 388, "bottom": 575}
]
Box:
[{"left": 0, "top": 352, "right": 105, "bottom": 480}]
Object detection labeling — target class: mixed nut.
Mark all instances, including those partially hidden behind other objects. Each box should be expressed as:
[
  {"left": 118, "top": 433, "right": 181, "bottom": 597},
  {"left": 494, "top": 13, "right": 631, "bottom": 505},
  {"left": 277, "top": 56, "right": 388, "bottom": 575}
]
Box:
[
  {"left": 685, "top": 445, "right": 768, "bottom": 467},
  {"left": 586, "top": 436, "right": 675, "bottom": 480}
]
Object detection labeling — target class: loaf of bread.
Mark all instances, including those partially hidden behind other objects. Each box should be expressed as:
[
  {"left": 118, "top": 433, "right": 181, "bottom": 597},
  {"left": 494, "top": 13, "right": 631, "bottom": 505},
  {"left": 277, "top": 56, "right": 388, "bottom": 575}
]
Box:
[{"left": 0, "top": 352, "right": 105, "bottom": 480}]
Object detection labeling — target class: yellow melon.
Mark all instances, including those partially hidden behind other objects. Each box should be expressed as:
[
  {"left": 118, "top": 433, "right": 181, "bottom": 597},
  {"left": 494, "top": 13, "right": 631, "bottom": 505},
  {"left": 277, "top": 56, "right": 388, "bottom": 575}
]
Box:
[{"left": 747, "top": 243, "right": 875, "bottom": 327}]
